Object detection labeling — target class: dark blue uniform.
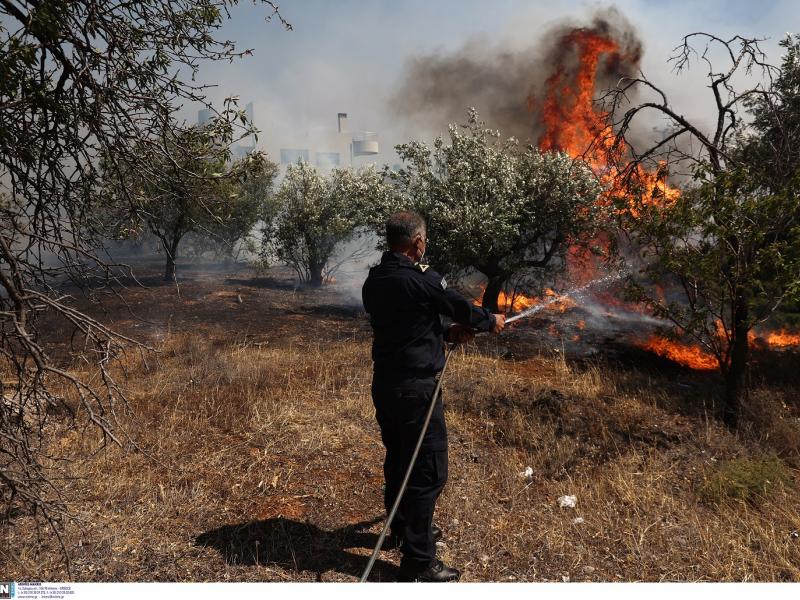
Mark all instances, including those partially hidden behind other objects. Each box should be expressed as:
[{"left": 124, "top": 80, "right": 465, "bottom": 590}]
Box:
[{"left": 362, "top": 251, "right": 495, "bottom": 571}]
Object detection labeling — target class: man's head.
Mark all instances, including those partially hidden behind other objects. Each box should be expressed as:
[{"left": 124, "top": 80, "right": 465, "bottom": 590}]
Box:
[{"left": 386, "top": 211, "right": 427, "bottom": 261}]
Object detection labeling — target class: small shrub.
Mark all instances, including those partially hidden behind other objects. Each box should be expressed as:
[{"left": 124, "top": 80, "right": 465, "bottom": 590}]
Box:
[{"left": 698, "top": 454, "right": 793, "bottom": 504}]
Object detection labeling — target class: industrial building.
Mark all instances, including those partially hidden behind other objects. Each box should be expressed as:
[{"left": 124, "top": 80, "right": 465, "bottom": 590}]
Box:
[
  {"left": 275, "top": 112, "right": 380, "bottom": 169},
  {"left": 199, "top": 105, "right": 381, "bottom": 169}
]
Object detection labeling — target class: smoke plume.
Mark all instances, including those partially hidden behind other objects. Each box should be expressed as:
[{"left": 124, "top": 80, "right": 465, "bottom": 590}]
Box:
[{"left": 391, "top": 7, "right": 643, "bottom": 145}]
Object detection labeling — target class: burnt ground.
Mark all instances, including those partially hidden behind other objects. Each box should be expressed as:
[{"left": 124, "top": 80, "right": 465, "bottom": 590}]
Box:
[{"left": 4, "top": 260, "right": 800, "bottom": 582}]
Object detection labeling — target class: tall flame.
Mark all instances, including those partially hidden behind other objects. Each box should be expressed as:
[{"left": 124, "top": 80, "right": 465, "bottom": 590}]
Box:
[
  {"left": 537, "top": 29, "right": 621, "bottom": 161},
  {"left": 530, "top": 27, "right": 679, "bottom": 291},
  {"left": 535, "top": 28, "right": 680, "bottom": 204}
]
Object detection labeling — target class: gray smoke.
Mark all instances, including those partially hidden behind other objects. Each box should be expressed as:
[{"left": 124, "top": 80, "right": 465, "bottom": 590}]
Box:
[{"left": 391, "top": 6, "right": 643, "bottom": 145}]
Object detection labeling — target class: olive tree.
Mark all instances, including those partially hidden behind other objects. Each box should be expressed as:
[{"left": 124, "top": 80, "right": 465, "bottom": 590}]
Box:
[
  {"left": 192, "top": 155, "right": 280, "bottom": 264},
  {"left": 107, "top": 123, "right": 279, "bottom": 280},
  {"left": 391, "top": 109, "right": 606, "bottom": 313},
  {"left": 266, "top": 162, "right": 394, "bottom": 287}
]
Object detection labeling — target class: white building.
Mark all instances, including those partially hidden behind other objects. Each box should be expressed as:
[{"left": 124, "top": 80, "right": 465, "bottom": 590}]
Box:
[
  {"left": 199, "top": 105, "right": 380, "bottom": 170},
  {"left": 272, "top": 113, "right": 380, "bottom": 170}
]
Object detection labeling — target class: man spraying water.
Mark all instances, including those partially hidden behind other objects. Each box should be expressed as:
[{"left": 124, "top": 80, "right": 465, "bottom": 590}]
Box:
[{"left": 361, "top": 211, "right": 505, "bottom": 582}]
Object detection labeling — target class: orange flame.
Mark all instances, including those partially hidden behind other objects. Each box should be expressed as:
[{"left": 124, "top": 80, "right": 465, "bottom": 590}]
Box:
[
  {"left": 764, "top": 330, "right": 800, "bottom": 348},
  {"left": 718, "top": 320, "right": 800, "bottom": 350},
  {"left": 538, "top": 29, "right": 620, "bottom": 161},
  {"left": 473, "top": 285, "right": 576, "bottom": 314},
  {"left": 472, "top": 286, "right": 537, "bottom": 312},
  {"left": 532, "top": 27, "right": 680, "bottom": 285},
  {"left": 500, "top": 290, "right": 537, "bottom": 312},
  {"left": 640, "top": 323, "right": 800, "bottom": 369},
  {"left": 536, "top": 29, "right": 681, "bottom": 202},
  {"left": 639, "top": 336, "right": 718, "bottom": 371}
]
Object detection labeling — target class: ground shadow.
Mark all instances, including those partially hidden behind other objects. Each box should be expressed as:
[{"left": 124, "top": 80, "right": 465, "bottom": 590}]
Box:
[{"left": 195, "top": 516, "right": 399, "bottom": 582}]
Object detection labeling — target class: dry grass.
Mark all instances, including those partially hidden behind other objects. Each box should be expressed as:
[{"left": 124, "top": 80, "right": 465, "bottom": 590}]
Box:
[{"left": 3, "top": 268, "right": 800, "bottom": 582}]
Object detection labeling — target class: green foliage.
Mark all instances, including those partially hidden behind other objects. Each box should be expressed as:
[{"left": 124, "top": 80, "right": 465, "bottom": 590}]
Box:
[
  {"left": 624, "top": 36, "right": 800, "bottom": 379},
  {"left": 265, "top": 162, "right": 395, "bottom": 286},
  {"left": 188, "top": 154, "right": 280, "bottom": 261},
  {"left": 739, "top": 34, "right": 800, "bottom": 328},
  {"left": 742, "top": 34, "right": 800, "bottom": 190},
  {"left": 390, "top": 109, "right": 606, "bottom": 311},
  {"left": 698, "top": 454, "right": 792, "bottom": 505},
  {"left": 607, "top": 34, "right": 799, "bottom": 427},
  {"left": 104, "top": 112, "right": 279, "bottom": 279},
  {"left": 625, "top": 164, "right": 800, "bottom": 370}
]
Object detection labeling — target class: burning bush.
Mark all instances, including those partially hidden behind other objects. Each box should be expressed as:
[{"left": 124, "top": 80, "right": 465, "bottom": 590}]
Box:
[{"left": 614, "top": 35, "right": 800, "bottom": 427}]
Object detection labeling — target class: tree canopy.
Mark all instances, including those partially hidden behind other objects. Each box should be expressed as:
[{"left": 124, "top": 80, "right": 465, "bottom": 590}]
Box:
[
  {"left": 609, "top": 34, "right": 800, "bottom": 427},
  {"left": 266, "top": 161, "right": 394, "bottom": 287},
  {"left": 390, "top": 110, "right": 606, "bottom": 313}
]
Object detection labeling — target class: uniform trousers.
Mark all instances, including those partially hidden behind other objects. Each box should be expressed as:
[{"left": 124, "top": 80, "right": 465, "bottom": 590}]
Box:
[{"left": 371, "top": 373, "right": 448, "bottom": 570}]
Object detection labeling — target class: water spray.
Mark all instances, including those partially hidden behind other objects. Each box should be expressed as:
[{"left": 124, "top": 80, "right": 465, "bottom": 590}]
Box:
[
  {"left": 359, "top": 270, "right": 627, "bottom": 582},
  {"left": 503, "top": 270, "right": 628, "bottom": 326}
]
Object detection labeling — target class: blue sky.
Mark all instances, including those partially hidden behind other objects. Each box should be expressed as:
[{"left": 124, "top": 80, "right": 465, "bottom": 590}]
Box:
[{"left": 190, "top": 0, "right": 799, "bottom": 161}]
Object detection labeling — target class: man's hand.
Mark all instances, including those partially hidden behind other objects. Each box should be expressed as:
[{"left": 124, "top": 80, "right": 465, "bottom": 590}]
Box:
[
  {"left": 447, "top": 323, "right": 475, "bottom": 345},
  {"left": 491, "top": 314, "right": 506, "bottom": 333}
]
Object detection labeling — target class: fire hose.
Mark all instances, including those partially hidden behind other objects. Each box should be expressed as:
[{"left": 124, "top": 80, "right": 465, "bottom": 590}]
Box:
[
  {"left": 359, "top": 273, "right": 624, "bottom": 581},
  {"left": 359, "top": 321, "right": 517, "bottom": 581},
  {"left": 359, "top": 342, "right": 457, "bottom": 582}
]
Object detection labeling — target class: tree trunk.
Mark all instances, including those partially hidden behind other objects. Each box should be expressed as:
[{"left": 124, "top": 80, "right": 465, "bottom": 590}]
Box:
[
  {"left": 164, "top": 254, "right": 176, "bottom": 282},
  {"left": 723, "top": 292, "right": 750, "bottom": 428},
  {"left": 482, "top": 274, "right": 505, "bottom": 314},
  {"left": 309, "top": 261, "right": 325, "bottom": 288},
  {"left": 163, "top": 236, "right": 181, "bottom": 282}
]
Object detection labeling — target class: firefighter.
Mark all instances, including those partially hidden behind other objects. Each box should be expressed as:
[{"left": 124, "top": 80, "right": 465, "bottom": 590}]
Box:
[{"left": 362, "top": 211, "right": 505, "bottom": 582}]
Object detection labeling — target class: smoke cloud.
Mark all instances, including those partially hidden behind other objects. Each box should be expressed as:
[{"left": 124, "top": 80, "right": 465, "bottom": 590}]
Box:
[{"left": 391, "top": 7, "right": 643, "bottom": 145}]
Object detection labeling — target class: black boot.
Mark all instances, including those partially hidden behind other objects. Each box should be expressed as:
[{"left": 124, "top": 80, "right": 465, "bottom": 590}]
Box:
[
  {"left": 398, "top": 559, "right": 461, "bottom": 582},
  {"left": 385, "top": 525, "right": 443, "bottom": 550},
  {"left": 384, "top": 531, "right": 403, "bottom": 550},
  {"left": 432, "top": 525, "right": 443, "bottom": 543}
]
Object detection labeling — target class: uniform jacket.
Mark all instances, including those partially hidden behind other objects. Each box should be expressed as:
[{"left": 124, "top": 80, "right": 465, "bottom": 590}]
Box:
[{"left": 362, "top": 251, "right": 495, "bottom": 378}]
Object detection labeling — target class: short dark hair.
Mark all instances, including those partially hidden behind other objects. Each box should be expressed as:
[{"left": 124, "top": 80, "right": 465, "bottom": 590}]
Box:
[{"left": 386, "top": 211, "right": 426, "bottom": 248}]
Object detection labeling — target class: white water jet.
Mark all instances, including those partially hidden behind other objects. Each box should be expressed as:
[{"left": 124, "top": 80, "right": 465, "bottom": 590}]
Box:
[{"left": 503, "top": 270, "right": 628, "bottom": 325}]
